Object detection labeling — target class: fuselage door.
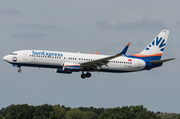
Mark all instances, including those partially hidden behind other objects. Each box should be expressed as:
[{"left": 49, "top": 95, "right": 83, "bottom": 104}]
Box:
[
  {"left": 23, "top": 52, "right": 28, "bottom": 60},
  {"left": 137, "top": 60, "right": 141, "bottom": 68}
]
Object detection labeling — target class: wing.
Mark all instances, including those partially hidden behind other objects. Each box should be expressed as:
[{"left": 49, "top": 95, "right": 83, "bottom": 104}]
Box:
[{"left": 80, "top": 42, "right": 131, "bottom": 70}]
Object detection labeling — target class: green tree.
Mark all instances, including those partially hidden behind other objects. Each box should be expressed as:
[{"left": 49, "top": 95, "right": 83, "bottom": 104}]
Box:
[
  {"left": 157, "top": 112, "right": 177, "bottom": 119},
  {"left": 83, "top": 111, "right": 97, "bottom": 119},
  {"left": 49, "top": 111, "right": 54, "bottom": 119},
  {"left": 0, "top": 104, "right": 15, "bottom": 117},
  {"left": 66, "top": 109, "right": 83, "bottom": 119},
  {"left": 52, "top": 105, "right": 66, "bottom": 119},
  {"left": 32, "top": 115, "right": 41, "bottom": 119},
  {"left": 78, "top": 106, "right": 105, "bottom": 118},
  {"left": 0, "top": 115, "right": 3, "bottom": 119},
  {"left": 34, "top": 104, "right": 53, "bottom": 118},
  {"left": 177, "top": 116, "right": 180, "bottom": 119},
  {"left": 6, "top": 104, "right": 35, "bottom": 119},
  {"left": 98, "top": 105, "right": 159, "bottom": 119}
]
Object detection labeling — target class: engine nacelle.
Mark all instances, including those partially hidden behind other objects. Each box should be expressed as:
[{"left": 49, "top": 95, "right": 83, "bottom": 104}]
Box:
[
  {"left": 55, "top": 69, "right": 72, "bottom": 74},
  {"left": 63, "top": 62, "right": 81, "bottom": 72}
]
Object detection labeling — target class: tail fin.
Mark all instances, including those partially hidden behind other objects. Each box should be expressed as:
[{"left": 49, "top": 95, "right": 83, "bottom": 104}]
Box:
[{"left": 132, "top": 30, "right": 170, "bottom": 60}]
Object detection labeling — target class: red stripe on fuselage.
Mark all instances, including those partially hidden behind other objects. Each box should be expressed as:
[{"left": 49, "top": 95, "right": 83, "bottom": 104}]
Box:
[
  {"left": 132, "top": 53, "right": 162, "bottom": 57},
  {"left": 65, "top": 65, "right": 80, "bottom": 66}
]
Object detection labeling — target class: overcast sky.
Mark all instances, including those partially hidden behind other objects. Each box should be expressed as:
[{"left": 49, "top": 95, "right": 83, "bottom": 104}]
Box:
[{"left": 1, "top": 0, "right": 180, "bottom": 113}]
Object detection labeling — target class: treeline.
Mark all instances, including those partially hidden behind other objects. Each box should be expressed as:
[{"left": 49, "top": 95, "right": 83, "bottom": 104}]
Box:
[{"left": 0, "top": 104, "right": 179, "bottom": 119}]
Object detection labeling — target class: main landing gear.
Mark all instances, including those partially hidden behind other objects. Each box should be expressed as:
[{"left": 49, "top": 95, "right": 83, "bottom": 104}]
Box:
[{"left": 81, "top": 72, "right": 91, "bottom": 79}]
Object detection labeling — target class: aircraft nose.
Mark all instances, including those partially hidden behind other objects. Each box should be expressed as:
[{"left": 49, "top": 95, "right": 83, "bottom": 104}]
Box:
[{"left": 3, "top": 55, "right": 9, "bottom": 62}]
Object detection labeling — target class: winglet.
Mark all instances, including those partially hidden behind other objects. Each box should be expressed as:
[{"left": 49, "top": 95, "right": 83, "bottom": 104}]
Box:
[
  {"left": 95, "top": 51, "right": 98, "bottom": 55},
  {"left": 121, "top": 42, "right": 131, "bottom": 54}
]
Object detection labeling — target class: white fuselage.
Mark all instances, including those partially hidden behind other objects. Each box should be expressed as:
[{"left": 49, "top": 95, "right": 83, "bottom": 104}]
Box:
[
  {"left": 3, "top": 30, "right": 172, "bottom": 78},
  {"left": 3, "top": 50, "right": 146, "bottom": 73}
]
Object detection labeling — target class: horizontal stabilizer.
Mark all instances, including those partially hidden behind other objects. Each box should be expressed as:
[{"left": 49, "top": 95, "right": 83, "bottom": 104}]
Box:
[{"left": 150, "top": 58, "right": 175, "bottom": 64}]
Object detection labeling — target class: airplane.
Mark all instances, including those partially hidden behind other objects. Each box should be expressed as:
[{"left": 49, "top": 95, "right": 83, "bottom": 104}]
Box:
[{"left": 3, "top": 30, "right": 175, "bottom": 79}]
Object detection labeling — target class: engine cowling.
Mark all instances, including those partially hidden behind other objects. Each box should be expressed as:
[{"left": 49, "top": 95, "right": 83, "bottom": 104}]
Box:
[
  {"left": 63, "top": 62, "right": 81, "bottom": 72},
  {"left": 55, "top": 69, "right": 72, "bottom": 74}
]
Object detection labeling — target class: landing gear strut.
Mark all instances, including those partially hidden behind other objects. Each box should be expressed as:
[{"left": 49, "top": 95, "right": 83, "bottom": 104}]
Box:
[
  {"left": 12, "top": 64, "right": 22, "bottom": 73},
  {"left": 81, "top": 72, "right": 91, "bottom": 79}
]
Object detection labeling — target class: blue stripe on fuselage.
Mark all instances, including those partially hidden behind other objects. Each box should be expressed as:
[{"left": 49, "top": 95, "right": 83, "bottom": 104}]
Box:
[
  {"left": 126, "top": 55, "right": 163, "bottom": 70},
  {"left": 11, "top": 63, "right": 63, "bottom": 69}
]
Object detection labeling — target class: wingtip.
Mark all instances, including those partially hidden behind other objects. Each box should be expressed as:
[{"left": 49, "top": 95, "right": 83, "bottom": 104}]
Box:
[
  {"left": 171, "top": 58, "right": 176, "bottom": 60},
  {"left": 95, "top": 51, "right": 99, "bottom": 55},
  {"left": 121, "top": 42, "right": 131, "bottom": 54},
  {"left": 127, "top": 42, "right": 131, "bottom": 46}
]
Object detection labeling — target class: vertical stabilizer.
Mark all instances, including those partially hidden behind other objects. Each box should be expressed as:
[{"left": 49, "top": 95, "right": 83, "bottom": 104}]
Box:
[{"left": 132, "top": 30, "right": 169, "bottom": 60}]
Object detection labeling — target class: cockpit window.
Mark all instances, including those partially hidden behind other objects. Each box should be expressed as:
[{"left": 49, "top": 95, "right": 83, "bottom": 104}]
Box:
[{"left": 10, "top": 53, "right": 18, "bottom": 55}]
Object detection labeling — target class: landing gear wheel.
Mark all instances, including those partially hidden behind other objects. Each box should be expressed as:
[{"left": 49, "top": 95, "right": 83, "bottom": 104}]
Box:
[
  {"left": 18, "top": 69, "right": 22, "bottom": 73},
  {"left": 81, "top": 73, "right": 86, "bottom": 79},
  {"left": 86, "top": 73, "right": 91, "bottom": 78}
]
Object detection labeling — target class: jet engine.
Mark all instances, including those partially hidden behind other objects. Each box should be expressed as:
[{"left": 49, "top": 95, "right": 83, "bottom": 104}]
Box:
[
  {"left": 55, "top": 62, "right": 81, "bottom": 74},
  {"left": 55, "top": 69, "right": 72, "bottom": 74},
  {"left": 63, "top": 62, "right": 81, "bottom": 72}
]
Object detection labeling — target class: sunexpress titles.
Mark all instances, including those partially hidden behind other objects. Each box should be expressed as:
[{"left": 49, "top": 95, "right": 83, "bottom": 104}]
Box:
[{"left": 32, "top": 51, "right": 63, "bottom": 57}]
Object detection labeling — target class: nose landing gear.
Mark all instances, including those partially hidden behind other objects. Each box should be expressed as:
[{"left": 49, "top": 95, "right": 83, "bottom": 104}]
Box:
[
  {"left": 12, "top": 64, "right": 22, "bottom": 73},
  {"left": 18, "top": 68, "right": 22, "bottom": 73}
]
